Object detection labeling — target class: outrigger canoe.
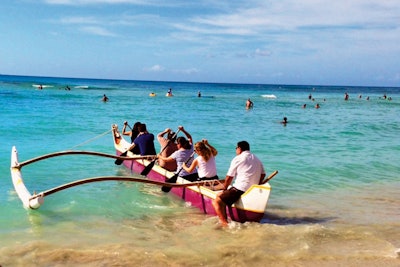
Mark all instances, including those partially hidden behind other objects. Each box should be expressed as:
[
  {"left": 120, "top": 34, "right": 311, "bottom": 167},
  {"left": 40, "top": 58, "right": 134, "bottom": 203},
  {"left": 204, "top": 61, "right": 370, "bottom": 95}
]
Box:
[
  {"left": 10, "top": 126, "right": 277, "bottom": 223},
  {"left": 112, "top": 124, "right": 277, "bottom": 223}
]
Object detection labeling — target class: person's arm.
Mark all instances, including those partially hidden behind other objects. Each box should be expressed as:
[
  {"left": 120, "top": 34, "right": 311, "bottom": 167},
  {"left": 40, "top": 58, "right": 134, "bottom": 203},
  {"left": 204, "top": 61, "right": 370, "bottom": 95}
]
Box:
[
  {"left": 203, "top": 139, "right": 218, "bottom": 156},
  {"left": 158, "top": 128, "right": 170, "bottom": 139},
  {"left": 158, "top": 154, "right": 175, "bottom": 163},
  {"left": 223, "top": 175, "right": 234, "bottom": 190},
  {"left": 182, "top": 158, "right": 198, "bottom": 173},
  {"left": 179, "top": 126, "right": 192, "bottom": 144},
  {"left": 122, "top": 121, "right": 131, "bottom": 136},
  {"left": 127, "top": 142, "right": 136, "bottom": 151}
]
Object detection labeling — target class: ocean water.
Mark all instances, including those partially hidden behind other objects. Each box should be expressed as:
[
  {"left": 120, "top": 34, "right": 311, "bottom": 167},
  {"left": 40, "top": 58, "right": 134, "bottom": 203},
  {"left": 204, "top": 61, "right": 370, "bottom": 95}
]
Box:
[{"left": 0, "top": 74, "right": 399, "bottom": 266}]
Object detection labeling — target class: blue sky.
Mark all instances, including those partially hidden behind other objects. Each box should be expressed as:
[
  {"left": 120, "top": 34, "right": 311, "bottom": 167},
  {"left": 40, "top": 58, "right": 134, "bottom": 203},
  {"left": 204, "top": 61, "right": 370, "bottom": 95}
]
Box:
[{"left": 1, "top": 0, "right": 399, "bottom": 86}]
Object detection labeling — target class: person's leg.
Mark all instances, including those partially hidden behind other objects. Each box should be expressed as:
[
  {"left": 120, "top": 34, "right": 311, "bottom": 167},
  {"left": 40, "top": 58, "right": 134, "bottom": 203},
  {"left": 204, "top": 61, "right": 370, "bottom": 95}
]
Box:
[{"left": 212, "top": 195, "right": 228, "bottom": 227}]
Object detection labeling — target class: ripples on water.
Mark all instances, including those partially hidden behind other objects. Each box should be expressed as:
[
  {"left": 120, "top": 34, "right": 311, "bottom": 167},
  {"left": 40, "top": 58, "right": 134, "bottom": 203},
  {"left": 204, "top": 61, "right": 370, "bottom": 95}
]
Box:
[{"left": 1, "top": 76, "right": 399, "bottom": 265}]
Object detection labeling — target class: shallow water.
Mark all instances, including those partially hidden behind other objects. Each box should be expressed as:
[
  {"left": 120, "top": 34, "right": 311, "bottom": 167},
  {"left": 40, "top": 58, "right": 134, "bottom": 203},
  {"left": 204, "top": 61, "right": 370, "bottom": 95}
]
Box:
[{"left": 0, "top": 75, "right": 399, "bottom": 266}]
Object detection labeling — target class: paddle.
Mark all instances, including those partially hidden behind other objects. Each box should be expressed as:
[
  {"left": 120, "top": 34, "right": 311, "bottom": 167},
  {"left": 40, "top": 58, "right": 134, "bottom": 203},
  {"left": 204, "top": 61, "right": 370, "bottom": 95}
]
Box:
[
  {"left": 114, "top": 123, "right": 135, "bottom": 165},
  {"left": 260, "top": 170, "right": 279, "bottom": 184},
  {"left": 141, "top": 129, "right": 180, "bottom": 176},
  {"left": 161, "top": 152, "right": 195, "bottom": 193}
]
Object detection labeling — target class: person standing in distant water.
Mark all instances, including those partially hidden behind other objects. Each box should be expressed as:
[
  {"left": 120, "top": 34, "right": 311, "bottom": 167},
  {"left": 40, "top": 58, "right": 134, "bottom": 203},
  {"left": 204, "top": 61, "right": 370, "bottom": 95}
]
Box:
[
  {"left": 198, "top": 91, "right": 201, "bottom": 97},
  {"left": 102, "top": 94, "right": 109, "bottom": 102},
  {"left": 123, "top": 121, "right": 141, "bottom": 154},
  {"left": 128, "top": 123, "right": 156, "bottom": 156},
  {"left": 344, "top": 92, "right": 349, "bottom": 101},
  {"left": 280, "top": 117, "right": 288, "bottom": 125},
  {"left": 315, "top": 103, "right": 320, "bottom": 109},
  {"left": 212, "top": 141, "right": 265, "bottom": 227},
  {"left": 246, "top": 98, "right": 253, "bottom": 109},
  {"left": 166, "top": 88, "right": 173, "bottom": 97},
  {"left": 308, "top": 93, "right": 312, "bottom": 100},
  {"left": 157, "top": 128, "right": 178, "bottom": 171},
  {"left": 182, "top": 139, "right": 218, "bottom": 181}
]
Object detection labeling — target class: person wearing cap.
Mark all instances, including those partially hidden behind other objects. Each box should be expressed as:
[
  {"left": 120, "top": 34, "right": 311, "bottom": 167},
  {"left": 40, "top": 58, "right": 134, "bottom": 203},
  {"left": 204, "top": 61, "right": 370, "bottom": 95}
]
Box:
[{"left": 157, "top": 128, "right": 178, "bottom": 171}]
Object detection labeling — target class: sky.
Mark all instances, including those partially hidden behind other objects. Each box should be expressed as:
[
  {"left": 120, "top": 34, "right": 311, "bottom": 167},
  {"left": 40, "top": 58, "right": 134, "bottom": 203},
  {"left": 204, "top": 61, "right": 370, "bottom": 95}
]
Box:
[{"left": 1, "top": 0, "right": 400, "bottom": 86}]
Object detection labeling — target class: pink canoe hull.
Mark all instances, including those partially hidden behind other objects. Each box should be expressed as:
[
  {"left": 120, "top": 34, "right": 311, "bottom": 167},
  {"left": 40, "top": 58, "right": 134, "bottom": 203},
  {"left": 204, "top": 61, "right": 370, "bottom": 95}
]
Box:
[{"left": 117, "top": 150, "right": 265, "bottom": 223}]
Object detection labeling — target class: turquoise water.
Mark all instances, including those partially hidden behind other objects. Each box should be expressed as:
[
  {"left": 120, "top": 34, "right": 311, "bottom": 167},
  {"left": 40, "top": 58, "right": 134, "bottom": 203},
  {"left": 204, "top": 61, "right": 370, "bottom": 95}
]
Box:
[{"left": 1, "top": 75, "right": 399, "bottom": 266}]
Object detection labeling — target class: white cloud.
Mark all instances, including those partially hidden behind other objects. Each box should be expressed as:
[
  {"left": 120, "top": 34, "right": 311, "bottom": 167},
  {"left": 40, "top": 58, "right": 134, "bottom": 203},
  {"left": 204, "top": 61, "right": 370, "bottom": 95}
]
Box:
[
  {"left": 43, "top": 0, "right": 182, "bottom": 6},
  {"left": 255, "top": 49, "right": 271, "bottom": 57},
  {"left": 80, "top": 26, "right": 117, "bottom": 37},
  {"left": 45, "top": 0, "right": 141, "bottom": 4},
  {"left": 145, "top": 65, "right": 165, "bottom": 72},
  {"left": 30, "top": 0, "right": 400, "bottom": 85},
  {"left": 59, "top": 16, "right": 100, "bottom": 25},
  {"left": 173, "top": 68, "right": 199, "bottom": 74}
]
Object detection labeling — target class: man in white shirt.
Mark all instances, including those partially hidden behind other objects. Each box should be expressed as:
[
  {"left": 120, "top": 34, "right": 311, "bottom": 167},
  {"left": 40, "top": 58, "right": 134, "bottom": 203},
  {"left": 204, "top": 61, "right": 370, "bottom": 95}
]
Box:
[{"left": 212, "top": 141, "right": 265, "bottom": 227}]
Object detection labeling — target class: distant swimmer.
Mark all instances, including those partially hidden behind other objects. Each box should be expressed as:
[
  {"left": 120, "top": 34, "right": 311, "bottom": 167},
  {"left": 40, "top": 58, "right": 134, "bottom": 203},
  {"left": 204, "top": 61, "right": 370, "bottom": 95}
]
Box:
[
  {"left": 166, "top": 88, "right": 173, "bottom": 97},
  {"left": 308, "top": 93, "right": 312, "bottom": 100},
  {"left": 65, "top": 86, "right": 71, "bottom": 91},
  {"left": 315, "top": 103, "right": 320, "bottom": 109},
  {"left": 344, "top": 92, "right": 349, "bottom": 101},
  {"left": 198, "top": 91, "right": 201, "bottom": 97},
  {"left": 149, "top": 92, "right": 156, "bottom": 97},
  {"left": 280, "top": 117, "right": 288, "bottom": 126},
  {"left": 302, "top": 104, "right": 307, "bottom": 108},
  {"left": 39, "top": 85, "right": 43, "bottom": 90},
  {"left": 102, "top": 94, "right": 109, "bottom": 102},
  {"left": 246, "top": 98, "right": 254, "bottom": 109}
]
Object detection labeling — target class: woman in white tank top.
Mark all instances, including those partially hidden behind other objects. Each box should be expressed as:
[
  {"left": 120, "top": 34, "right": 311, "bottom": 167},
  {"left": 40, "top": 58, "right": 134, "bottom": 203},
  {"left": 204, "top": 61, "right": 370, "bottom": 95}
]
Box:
[{"left": 182, "top": 139, "right": 218, "bottom": 180}]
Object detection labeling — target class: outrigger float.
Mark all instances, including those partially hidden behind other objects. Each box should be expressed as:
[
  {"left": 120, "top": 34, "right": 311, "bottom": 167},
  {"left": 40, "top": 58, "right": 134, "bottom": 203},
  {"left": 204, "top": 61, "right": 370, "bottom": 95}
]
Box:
[{"left": 10, "top": 125, "right": 277, "bottom": 223}]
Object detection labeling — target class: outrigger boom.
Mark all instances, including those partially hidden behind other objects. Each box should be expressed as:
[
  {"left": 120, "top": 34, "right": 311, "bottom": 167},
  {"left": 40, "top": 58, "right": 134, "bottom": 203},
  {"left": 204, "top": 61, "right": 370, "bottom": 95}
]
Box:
[{"left": 10, "top": 146, "right": 199, "bottom": 209}]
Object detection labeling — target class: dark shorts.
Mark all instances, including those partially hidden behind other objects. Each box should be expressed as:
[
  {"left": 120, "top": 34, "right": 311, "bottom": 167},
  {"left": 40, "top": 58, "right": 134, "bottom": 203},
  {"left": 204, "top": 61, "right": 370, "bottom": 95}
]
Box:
[
  {"left": 219, "top": 187, "right": 244, "bottom": 206},
  {"left": 198, "top": 175, "right": 218, "bottom": 181},
  {"left": 181, "top": 173, "right": 199, "bottom": 182}
]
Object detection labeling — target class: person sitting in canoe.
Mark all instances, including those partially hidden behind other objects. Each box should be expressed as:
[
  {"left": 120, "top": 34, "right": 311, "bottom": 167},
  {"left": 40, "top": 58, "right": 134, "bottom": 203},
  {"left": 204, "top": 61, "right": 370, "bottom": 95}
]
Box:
[
  {"left": 158, "top": 126, "right": 198, "bottom": 182},
  {"left": 128, "top": 123, "right": 156, "bottom": 156},
  {"left": 182, "top": 139, "right": 218, "bottom": 181},
  {"left": 157, "top": 128, "right": 178, "bottom": 171},
  {"left": 122, "top": 121, "right": 141, "bottom": 154},
  {"left": 212, "top": 141, "right": 266, "bottom": 227}
]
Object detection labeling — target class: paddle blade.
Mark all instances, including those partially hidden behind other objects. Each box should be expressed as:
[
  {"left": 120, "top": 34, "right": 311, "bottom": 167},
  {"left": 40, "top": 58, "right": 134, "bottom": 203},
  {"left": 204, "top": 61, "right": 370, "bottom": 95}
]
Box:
[
  {"left": 140, "top": 159, "right": 156, "bottom": 176},
  {"left": 161, "top": 174, "right": 179, "bottom": 192},
  {"left": 114, "top": 151, "right": 128, "bottom": 165}
]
